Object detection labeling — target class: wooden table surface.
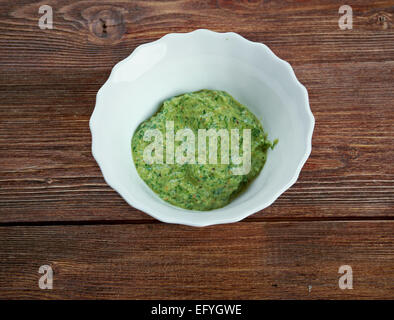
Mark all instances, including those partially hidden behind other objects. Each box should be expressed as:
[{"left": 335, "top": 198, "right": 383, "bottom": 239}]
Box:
[{"left": 0, "top": 0, "right": 393, "bottom": 300}]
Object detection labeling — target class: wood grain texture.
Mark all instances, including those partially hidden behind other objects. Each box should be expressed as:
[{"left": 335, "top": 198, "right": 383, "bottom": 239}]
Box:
[
  {"left": 0, "top": 1, "right": 393, "bottom": 223},
  {"left": 0, "top": 62, "right": 392, "bottom": 223},
  {"left": 0, "top": 0, "right": 393, "bottom": 299},
  {"left": 0, "top": 0, "right": 393, "bottom": 68},
  {"left": 0, "top": 221, "right": 393, "bottom": 299}
]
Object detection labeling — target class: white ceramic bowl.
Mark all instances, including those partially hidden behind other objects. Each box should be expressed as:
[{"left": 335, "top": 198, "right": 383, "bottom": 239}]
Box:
[{"left": 90, "top": 29, "right": 314, "bottom": 227}]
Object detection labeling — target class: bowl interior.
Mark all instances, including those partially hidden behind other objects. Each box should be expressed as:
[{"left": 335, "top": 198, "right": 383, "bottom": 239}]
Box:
[{"left": 91, "top": 31, "right": 312, "bottom": 226}]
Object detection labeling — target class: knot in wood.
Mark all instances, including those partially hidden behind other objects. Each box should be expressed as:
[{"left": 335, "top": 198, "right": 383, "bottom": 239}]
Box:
[{"left": 90, "top": 9, "right": 125, "bottom": 41}]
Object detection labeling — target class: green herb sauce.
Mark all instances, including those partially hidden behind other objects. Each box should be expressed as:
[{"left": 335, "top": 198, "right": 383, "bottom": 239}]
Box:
[{"left": 131, "top": 90, "right": 275, "bottom": 211}]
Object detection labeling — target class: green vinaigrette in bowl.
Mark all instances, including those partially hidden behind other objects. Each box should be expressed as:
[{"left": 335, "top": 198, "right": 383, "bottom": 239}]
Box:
[{"left": 132, "top": 89, "right": 276, "bottom": 211}]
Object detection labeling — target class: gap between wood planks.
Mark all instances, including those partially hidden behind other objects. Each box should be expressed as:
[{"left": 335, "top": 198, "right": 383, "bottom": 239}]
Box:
[{"left": 0, "top": 216, "right": 393, "bottom": 227}]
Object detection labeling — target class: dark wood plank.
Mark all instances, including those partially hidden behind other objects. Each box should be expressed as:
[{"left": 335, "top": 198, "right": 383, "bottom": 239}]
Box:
[
  {"left": 0, "top": 61, "right": 392, "bottom": 223},
  {"left": 0, "top": 221, "right": 392, "bottom": 299},
  {"left": 0, "top": 0, "right": 392, "bottom": 69},
  {"left": 0, "top": 0, "right": 393, "bottom": 224}
]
